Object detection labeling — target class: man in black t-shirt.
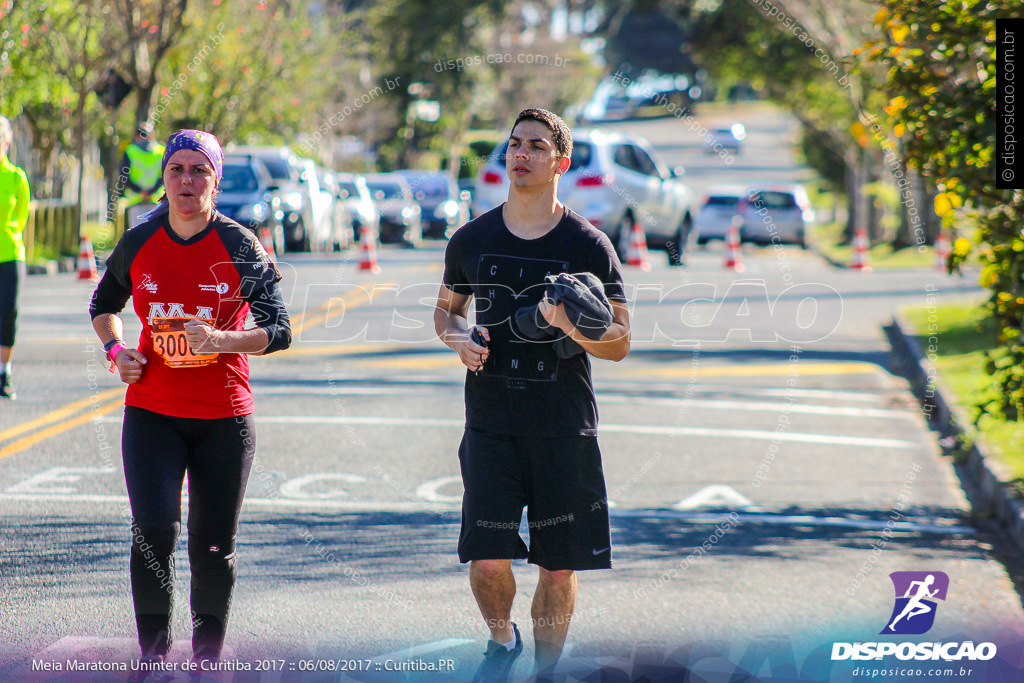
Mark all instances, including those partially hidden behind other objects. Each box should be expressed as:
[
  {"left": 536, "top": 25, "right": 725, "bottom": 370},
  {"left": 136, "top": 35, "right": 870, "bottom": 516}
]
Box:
[{"left": 434, "top": 108, "right": 630, "bottom": 682}]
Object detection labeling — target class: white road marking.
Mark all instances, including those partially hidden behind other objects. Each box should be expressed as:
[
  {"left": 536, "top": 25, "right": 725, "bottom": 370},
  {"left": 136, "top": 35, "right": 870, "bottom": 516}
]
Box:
[
  {"left": 278, "top": 473, "right": 368, "bottom": 500},
  {"left": 254, "top": 385, "right": 909, "bottom": 420},
  {"left": 0, "top": 492, "right": 973, "bottom": 534},
  {"left": 6, "top": 466, "right": 116, "bottom": 494},
  {"left": 598, "top": 394, "right": 913, "bottom": 419},
  {"left": 599, "top": 381, "right": 887, "bottom": 403},
  {"left": 90, "top": 416, "right": 922, "bottom": 448},
  {"left": 416, "top": 476, "right": 463, "bottom": 503},
  {"left": 674, "top": 485, "right": 757, "bottom": 510}
]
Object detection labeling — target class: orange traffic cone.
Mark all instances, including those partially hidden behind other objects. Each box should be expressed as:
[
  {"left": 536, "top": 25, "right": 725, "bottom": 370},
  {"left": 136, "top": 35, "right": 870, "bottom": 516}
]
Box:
[
  {"left": 77, "top": 235, "right": 99, "bottom": 281},
  {"left": 723, "top": 220, "right": 745, "bottom": 272},
  {"left": 851, "top": 227, "right": 871, "bottom": 272},
  {"left": 257, "top": 226, "right": 277, "bottom": 262},
  {"left": 625, "top": 221, "right": 650, "bottom": 271},
  {"left": 934, "top": 231, "right": 951, "bottom": 271},
  {"left": 358, "top": 223, "right": 380, "bottom": 273}
]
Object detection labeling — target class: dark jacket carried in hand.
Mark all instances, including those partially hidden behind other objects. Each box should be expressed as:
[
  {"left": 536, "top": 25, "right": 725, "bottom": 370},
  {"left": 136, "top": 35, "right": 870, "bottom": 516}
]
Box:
[{"left": 513, "top": 272, "right": 614, "bottom": 359}]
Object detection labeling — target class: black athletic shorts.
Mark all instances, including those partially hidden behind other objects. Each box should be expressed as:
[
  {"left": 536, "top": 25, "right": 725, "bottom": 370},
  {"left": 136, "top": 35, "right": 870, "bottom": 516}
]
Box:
[{"left": 457, "top": 427, "right": 612, "bottom": 571}]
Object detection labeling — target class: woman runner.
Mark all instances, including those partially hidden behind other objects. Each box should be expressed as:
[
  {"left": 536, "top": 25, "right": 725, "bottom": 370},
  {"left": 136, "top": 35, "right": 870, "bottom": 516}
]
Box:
[{"left": 89, "top": 129, "right": 291, "bottom": 665}]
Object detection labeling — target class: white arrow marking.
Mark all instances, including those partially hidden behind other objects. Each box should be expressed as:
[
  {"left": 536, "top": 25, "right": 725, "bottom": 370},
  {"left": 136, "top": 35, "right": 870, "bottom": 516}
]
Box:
[{"left": 674, "top": 485, "right": 755, "bottom": 510}]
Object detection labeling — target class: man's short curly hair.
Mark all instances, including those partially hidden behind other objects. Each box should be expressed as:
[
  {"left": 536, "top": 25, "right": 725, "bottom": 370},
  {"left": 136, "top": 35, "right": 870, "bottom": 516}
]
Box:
[{"left": 511, "top": 108, "right": 573, "bottom": 160}]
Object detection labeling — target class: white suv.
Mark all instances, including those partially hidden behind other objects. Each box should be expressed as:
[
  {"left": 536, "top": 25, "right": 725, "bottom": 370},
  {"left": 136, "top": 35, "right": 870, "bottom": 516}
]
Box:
[{"left": 473, "top": 128, "right": 696, "bottom": 265}]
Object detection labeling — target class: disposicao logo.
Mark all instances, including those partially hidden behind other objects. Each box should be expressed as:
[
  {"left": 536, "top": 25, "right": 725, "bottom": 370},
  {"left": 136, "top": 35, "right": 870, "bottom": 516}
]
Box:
[
  {"left": 881, "top": 571, "right": 949, "bottom": 635},
  {"left": 832, "top": 571, "right": 997, "bottom": 663}
]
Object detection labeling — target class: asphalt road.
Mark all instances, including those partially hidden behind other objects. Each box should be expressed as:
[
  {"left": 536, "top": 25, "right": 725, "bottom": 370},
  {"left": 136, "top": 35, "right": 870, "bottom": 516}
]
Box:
[{"left": 2, "top": 107, "right": 1022, "bottom": 682}]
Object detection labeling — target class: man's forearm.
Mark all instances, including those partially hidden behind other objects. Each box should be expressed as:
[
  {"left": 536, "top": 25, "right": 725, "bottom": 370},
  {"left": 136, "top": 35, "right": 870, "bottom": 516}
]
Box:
[
  {"left": 567, "top": 322, "right": 630, "bottom": 361},
  {"left": 435, "top": 308, "right": 470, "bottom": 350}
]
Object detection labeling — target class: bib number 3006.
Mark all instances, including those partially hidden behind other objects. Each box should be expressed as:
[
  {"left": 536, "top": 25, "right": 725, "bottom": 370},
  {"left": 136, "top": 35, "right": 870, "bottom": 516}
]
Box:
[{"left": 151, "top": 317, "right": 219, "bottom": 368}]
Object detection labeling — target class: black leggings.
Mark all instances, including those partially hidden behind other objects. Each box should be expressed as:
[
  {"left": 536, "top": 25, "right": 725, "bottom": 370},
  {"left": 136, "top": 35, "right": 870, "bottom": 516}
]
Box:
[
  {"left": 0, "top": 259, "right": 24, "bottom": 348},
  {"left": 122, "top": 406, "right": 256, "bottom": 659}
]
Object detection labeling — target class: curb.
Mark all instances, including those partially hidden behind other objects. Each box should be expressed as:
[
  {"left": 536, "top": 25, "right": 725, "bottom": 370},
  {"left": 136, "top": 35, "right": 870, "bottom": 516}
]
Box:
[{"left": 885, "top": 315, "right": 1024, "bottom": 550}]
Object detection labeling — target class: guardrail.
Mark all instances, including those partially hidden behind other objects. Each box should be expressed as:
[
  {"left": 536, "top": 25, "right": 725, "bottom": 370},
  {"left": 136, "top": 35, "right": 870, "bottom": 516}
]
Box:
[{"left": 25, "top": 200, "right": 80, "bottom": 262}]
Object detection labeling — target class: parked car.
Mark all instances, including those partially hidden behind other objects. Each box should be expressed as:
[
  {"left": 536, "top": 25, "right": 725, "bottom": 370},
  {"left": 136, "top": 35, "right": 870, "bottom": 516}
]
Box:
[
  {"left": 335, "top": 173, "right": 379, "bottom": 244},
  {"left": 473, "top": 128, "right": 696, "bottom": 265},
  {"left": 289, "top": 158, "right": 334, "bottom": 252},
  {"left": 395, "top": 170, "right": 470, "bottom": 239},
  {"left": 695, "top": 184, "right": 746, "bottom": 245},
  {"left": 316, "top": 166, "right": 353, "bottom": 251},
  {"left": 705, "top": 124, "right": 745, "bottom": 154},
  {"left": 363, "top": 173, "right": 422, "bottom": 246},
  {"left": 738, "top": 183, "right": 814, "bottom": 248},
  {"left": 227, "top": 146, "right": 317, "bottom": 252},
  {"left": 217, "top": 156, "right": 284, "bottom": 253}
]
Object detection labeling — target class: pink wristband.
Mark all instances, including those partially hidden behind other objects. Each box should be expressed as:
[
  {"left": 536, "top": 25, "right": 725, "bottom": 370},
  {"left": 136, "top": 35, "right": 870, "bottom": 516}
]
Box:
[{"left": 107, "top": 342, "right": 127, "bottom": 371}]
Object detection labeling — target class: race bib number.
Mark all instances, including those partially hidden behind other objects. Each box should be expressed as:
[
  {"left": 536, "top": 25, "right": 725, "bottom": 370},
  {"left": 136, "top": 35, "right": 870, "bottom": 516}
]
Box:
[{"left": 151, "top": 317, "right": 219, "bottom": 368}]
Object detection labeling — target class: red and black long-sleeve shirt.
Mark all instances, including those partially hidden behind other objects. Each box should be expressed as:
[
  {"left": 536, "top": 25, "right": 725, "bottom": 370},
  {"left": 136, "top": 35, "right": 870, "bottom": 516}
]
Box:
[{"left": 90, "top": 211, "right": 291, "bottom": 418}]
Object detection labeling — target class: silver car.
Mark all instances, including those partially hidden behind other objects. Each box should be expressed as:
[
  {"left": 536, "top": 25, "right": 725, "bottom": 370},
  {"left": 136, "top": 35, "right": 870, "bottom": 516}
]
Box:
[
  {"left": 335, "top": 173, "right": 379, "bottom": 244},
  {"left": 473, "top": 128, "right": 696, "bottom": 265},
  {"left": 739, "top": 183, "right": 814, "bottom": 248},
  {"left": 695, "top": 184, "right": 745, "bottom": 245}
]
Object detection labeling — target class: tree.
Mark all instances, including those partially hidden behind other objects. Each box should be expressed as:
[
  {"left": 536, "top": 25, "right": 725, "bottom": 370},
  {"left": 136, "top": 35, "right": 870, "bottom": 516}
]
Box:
[
  {"left": 867, "top": 0, "right": 1024, "bottom": 420},
  {"left": 110, "top": 0, "right": 189, "bottom": 127},
  {"left": 22, "top": 0, "right": 128, "bottom": 220}
]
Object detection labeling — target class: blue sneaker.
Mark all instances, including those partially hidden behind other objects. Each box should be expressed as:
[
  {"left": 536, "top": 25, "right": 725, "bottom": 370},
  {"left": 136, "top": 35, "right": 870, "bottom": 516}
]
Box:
[{"left": 472, "top": 623, "right": 523, "bottom": 682}]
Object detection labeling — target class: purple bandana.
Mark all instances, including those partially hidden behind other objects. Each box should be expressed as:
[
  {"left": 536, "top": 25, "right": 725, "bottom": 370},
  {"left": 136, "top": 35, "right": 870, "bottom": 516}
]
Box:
[{"left": 161, "top": 129, "right": 224, "bottom": 185}]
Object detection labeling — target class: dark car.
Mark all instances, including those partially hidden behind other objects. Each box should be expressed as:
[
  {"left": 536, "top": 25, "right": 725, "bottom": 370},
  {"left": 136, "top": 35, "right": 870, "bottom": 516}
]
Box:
[
  {"left": 363, "top": 173, "right": 422, "bottom": 246},
  {"left": 395, "top": 170, "right": 470, "bottom": 239},
  {"left": 217, "top": 156, "right": 284, "bottom": 253}
]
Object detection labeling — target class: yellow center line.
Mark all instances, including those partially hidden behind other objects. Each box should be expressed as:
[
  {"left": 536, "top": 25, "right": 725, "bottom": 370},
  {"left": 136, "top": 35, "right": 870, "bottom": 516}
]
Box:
[
  {"left": 288, "top": 282, "right": 396, "bottom": 338},
  {"left": 0, "top": 397, "right": 125, "bottom": 460},
  {"left": 0, "top": 386, "right": 125, "bottom": 445}
]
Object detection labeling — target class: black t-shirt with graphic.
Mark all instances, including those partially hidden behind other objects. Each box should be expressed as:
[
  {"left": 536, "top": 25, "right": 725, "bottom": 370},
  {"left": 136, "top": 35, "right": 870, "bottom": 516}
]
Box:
[{"left": 443, "top": 204, "right": 626, "bottom": 437}]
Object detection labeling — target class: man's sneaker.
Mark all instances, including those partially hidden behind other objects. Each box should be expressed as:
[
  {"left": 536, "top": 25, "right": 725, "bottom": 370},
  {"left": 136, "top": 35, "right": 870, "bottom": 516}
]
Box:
[
  {"left": 0, "top": 372, "right": 15, "bottom": 400},
  {"left": 472, "top": 622, "right": 523, "bottom": 682}
]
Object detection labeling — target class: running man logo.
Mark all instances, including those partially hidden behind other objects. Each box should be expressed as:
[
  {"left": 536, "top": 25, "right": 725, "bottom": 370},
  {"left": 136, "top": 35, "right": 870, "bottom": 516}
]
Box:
[
  {"left": 138, "top": 273, "right": 158, "bottom": 293},
  {"left": 880, "top": 571, "right": 949, "bottom": 635}
]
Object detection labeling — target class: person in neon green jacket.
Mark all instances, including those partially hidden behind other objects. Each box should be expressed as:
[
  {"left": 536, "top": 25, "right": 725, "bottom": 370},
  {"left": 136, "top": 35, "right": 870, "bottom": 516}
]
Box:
[
  {"left": 119, "top": 123, "right": 165, "bottom": 227},
  {"left": 0, "top": 115, "right": 29, "bottom": 399}
]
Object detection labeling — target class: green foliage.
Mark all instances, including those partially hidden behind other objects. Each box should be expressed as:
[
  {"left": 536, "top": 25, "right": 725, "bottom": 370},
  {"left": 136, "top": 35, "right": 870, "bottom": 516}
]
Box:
[
  {"left": 688, "top": 0, "right": 862, "bottom": 193},
  {"left": 868, "top": 0, "right": 1024, "bottom": 420}
]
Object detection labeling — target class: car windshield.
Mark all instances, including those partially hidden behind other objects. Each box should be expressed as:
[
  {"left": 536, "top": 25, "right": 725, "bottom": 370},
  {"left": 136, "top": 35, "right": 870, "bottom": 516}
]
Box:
[
  {"left": 495, "top": 140, "right": 592, "bottom": 171},
  {"left": 707, "top": 195, "right": 740, "bottom": 206},
  {"left": 257, "top": 157, "right": 295, "bottom": 182},
  {"left": 366, "top": 181, "right": 405, "bottom": 200},
  {"left": 338, "top": 182, "right": 359, "bottom": 199},
  {"left": 220, "top": 165, "right": 259, "bottom": 193},
  {"left": 406, "top": 176, "right": 450, "bottom": 199},
  {"left": 751, "top": 191, "right": 799, "bottom": 209}
]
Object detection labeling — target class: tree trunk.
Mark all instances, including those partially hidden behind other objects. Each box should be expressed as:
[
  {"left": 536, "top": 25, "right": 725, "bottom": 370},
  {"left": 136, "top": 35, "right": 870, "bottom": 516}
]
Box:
[
  {"left": 843, "top": 152, "right": 858, "bottom": 244},
  {"left": 135, "top": 82, "right": 155, "bottom": 127}
]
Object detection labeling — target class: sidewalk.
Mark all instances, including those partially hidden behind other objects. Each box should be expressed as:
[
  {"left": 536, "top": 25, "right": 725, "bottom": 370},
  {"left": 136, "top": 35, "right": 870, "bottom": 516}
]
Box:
[{"left": 886, "top": 315, "right": 1024, "bottom": 550}]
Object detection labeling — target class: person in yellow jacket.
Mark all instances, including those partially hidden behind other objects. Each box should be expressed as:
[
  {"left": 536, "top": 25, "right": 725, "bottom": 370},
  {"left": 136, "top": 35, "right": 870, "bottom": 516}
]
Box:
[
  {"left": 0, "top": 115, "right": 29, "bottom": 399},
  {"left": 118, "top": 122, "right": 165, "bottom": 227}
]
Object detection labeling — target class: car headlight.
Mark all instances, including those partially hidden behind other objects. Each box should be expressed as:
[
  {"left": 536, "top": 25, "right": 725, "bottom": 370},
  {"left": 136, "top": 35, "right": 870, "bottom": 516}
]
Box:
[
  {"left": 282, "top": 192, "right": 303, "bottom": 211},
  {"left": 435, "top": 200, "right": 459, "bottom": 219},
  {"left": 235, "top": 203, "right": 266, "bottom": 222}
]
